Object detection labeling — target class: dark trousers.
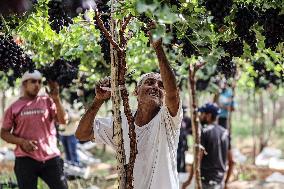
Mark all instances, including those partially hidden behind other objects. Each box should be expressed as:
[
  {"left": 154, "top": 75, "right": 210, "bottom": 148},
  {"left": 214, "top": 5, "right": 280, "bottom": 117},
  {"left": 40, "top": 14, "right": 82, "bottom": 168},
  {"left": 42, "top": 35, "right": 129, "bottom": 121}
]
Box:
[
  {"left": 60, "top": 135, "right": 79, "bottom": 165},
  {"left": 14, "top": 156, "right": 68, "bottom": 189},
  {"left": 177, "top": 150, "right": 186, "bottom": 172},
  {"left": 202, "top": 182, "right": 224, "bottom": 189}
]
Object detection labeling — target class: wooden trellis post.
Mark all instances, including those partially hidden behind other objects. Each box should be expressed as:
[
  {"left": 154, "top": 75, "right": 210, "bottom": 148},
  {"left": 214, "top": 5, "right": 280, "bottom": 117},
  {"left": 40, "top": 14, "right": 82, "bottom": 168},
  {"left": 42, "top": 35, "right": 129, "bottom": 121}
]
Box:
[
  {"left": 95, "top": 3, "right": 136, "bottom": 188},
  {"left": 188, "top": 61, "right": 206, "bottom": 189}
]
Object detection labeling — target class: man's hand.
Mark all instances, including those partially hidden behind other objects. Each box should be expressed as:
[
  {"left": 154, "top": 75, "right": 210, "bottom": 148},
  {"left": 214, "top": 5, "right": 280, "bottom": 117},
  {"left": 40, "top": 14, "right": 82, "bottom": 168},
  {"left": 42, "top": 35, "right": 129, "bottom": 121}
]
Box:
[
  {"left": 147, "top": 22, "right": 163, "bottom": 49},
  {"left": 95, "top": 77, "right": 111, "bottom": 101},
  {"left": 20, "top": 139, "right": 38, "bottom": 152},
  {"left": 47, "top": 81, "right": 60, "bottom": 101}
]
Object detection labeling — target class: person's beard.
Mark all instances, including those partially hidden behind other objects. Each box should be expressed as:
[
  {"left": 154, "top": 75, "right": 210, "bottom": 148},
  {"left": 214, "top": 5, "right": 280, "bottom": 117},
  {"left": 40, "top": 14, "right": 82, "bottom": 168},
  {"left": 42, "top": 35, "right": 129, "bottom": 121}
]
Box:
[{"left": 200, "top": 120, "right": 207, "bottom": 126}]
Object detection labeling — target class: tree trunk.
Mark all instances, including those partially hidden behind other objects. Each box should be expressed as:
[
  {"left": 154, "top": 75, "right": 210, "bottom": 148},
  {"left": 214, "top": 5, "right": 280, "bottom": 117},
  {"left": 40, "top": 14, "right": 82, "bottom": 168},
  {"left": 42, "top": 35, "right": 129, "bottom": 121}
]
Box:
[
  {"left": 110, "top": 10, "right": 127, "bottom": 188},
  {"left": 117, "top": 47, "right": 137, "bottom": 188},
  {"left": 264, "top": 97, "right": 283, "bottom": 149},
  {"left": 252, "top": 92, "right": 257, "bottom": 164},
  {"left": 258, "top": 92, "right": 266, "bottom": 153},
  {"left": 188, "top": 66, "right": 202, "bottom": 189}
]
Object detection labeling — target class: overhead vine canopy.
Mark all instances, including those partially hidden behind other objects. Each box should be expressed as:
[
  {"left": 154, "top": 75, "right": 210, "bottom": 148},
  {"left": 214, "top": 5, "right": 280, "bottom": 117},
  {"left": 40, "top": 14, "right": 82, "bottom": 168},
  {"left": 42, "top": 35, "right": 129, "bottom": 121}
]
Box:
[{"left": 0, "top": 0, "right": 283, "bottom": 92}]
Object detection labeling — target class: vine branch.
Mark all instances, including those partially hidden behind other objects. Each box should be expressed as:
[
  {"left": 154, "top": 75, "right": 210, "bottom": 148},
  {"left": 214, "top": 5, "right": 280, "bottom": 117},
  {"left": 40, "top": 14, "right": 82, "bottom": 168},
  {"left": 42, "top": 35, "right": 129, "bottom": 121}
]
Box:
[
  {"left": 121, "top": 15, "right": 132, "bottom": 32},
  {"left": 95, "top": 10, "right": 121, "bottom": 50}
]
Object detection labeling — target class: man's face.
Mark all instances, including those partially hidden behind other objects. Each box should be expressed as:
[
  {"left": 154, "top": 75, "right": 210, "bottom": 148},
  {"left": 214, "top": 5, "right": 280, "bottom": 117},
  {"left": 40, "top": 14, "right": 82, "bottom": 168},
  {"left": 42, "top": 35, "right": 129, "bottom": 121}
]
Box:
[
  {"left": 199, "top": 112, "right": 212, "bottom": 125},
  {"left": 23, "top": 79, "right": 42, "bottom": 97},
  {"left": 135, "top": 76, "right": 164, "bottom": 107}
]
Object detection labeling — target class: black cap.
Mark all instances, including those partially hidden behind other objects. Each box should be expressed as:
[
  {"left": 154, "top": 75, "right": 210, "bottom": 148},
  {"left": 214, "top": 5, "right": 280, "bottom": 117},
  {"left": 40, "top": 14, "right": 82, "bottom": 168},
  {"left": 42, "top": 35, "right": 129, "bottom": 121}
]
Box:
[{"left": 198, "top": 103, "right": 220, "bottom": 116}]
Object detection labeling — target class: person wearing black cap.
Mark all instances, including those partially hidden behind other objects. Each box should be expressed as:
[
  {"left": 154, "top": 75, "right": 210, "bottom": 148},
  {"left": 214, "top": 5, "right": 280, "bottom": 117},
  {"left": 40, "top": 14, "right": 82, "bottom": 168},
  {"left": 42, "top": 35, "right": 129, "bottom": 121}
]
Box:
[{"left": 182, "top": 103, "right": 234, "bottom": 189}]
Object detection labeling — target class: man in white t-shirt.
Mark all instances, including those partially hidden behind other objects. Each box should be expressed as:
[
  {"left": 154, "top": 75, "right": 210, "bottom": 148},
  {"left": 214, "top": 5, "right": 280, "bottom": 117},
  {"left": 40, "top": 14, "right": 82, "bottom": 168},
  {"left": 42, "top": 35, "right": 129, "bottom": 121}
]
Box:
[{"left": 75, "top": 30, "right": 182, "bottom": 189}]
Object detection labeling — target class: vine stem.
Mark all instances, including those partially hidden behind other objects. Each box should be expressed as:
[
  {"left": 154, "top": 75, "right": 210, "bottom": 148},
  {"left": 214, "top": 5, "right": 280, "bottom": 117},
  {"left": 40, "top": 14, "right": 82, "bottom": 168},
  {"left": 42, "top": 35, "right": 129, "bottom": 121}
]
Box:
[
  {"left": 0, "top": 14, "right": 10, "bottom": 34},
  {"left": 172, "top": 23, "right": 201, "bottom": 53}
]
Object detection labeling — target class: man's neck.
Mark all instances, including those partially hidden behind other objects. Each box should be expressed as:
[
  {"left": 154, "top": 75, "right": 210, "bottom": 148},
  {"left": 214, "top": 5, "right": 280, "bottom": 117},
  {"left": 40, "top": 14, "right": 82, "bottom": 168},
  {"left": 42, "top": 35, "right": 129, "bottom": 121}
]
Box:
[
  {"left": 207, "top": 121, "right": 215, "bottom": 125},
  {"left": 134, "top": 104, "right": 161, "bottom": 127},
  {"left": 21, "top": 94, "right": 37, "bottom": 100}
]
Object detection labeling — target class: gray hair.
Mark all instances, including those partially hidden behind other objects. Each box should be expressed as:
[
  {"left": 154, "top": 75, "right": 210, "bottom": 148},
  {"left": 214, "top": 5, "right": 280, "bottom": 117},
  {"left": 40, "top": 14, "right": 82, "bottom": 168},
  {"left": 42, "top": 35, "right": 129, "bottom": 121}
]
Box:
[{"left": 137, "top": 72, "right": 161, "bottom": 87}]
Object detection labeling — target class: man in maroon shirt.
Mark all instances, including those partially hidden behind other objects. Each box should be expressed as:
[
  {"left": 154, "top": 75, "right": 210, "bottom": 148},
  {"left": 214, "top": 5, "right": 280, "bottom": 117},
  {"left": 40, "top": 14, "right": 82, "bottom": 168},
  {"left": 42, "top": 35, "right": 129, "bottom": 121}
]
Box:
[{"left": 0, "top": 70, "right": 68, "bottom": 189}]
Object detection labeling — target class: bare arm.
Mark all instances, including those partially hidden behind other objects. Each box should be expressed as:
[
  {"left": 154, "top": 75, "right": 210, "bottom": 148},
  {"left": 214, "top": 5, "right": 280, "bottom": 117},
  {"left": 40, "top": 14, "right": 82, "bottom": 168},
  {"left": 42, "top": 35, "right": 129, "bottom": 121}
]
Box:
[
  {"left": 53, "top": 99, "right": 68, "bottom": 124},
  {"left": 75, "top": 77, "right": 111, "bottom": 141},
  {"left": 75, "top": 98, "right": 104, "bottom": 141},
  {"left": 47, "top": 81, "right": 68, "bottom": 124},
  {"left": 152, "top": 39, "right": 180, "bottom": 116},
  {"left": 1, "top": 128, "right": 24, "bottom": 145},
  {"left": 1, "top": 128, "right": 38, "bottom": 152}
]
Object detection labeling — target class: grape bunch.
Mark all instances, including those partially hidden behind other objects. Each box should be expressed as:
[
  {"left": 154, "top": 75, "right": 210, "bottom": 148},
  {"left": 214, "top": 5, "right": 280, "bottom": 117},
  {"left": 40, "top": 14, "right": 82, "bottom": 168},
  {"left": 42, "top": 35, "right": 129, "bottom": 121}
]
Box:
[
  {"left": 138, "top": 12, "right": 152, "bottom": 35},
  {"left": 138, "top": 13, "right": 152, "bottom": 25},
  {"left": 63, "top": 0, "right": 86, "bottom": 18},
  {"left": 40, "top": 58, "right": 80, "bottom": 88},
  {"left": 261, "top": 8, "right": 284, "bottom": 50},
  {"left": 48, "top": 0, "right": 73, "bottom": 33},
  {"left": 252, "top": 61, "right": 283, "bottom": 89},
  {"left": 158, "top": 0, "right": 181, "bottom": 9},
  {"left": 218, "top": 38, "right": 244, "bottom": 57},
  {"left": 0, "top": 20, "right": 4, "bottom": 31},
  {"left": 203, "top": 0, "right": 233, "bottom": 26},
  {"left": 0, "top": 15, "right": 20, "bottom": 32},
  {"left": 181, "top": 28, "right": 199, "bottom": 58},
  {"left": 94, "top": 0, "right": 111, "bottom": 64},
  {"left": 196, "top": 78, "right": 211, "bottom": 91},
  {"left": 0, "top": 35, "right": 35, "bottom": 78},
  {"left": 245, "top": 31, "right": 257, "bottom": 54},
  {"left": 216, "top": 56, "right": 236, "bottom": 79},
  {"left": 233, "top": 5, "right": 259, "bottom": 55}
]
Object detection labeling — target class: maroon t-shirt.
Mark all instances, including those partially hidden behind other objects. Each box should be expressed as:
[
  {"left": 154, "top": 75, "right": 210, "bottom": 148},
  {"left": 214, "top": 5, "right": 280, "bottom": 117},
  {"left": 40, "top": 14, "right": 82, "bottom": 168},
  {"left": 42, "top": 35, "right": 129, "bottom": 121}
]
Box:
[{"left": 2, "top": 95, "right": 60, "bottom": 161}]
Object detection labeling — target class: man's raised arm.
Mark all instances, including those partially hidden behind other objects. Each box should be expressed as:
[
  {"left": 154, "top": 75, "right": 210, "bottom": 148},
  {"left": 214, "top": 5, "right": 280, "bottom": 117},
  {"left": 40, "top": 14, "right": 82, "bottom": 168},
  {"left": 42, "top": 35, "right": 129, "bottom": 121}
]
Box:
[
  {"left": 152, "top": 38, "right": 180, "bottom": 116},
  {"left": 75, "top": 78, "right": 111, "bottom": 141}
]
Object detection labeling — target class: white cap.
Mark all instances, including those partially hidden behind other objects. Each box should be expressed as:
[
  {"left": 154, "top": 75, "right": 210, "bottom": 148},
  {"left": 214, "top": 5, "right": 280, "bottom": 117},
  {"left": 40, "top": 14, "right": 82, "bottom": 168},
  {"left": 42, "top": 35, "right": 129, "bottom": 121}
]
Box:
[
  {"left": 137, "top": 72, "right": 161, "bottom": 87},
  {"left": 20, "top": 70, "right": 42, "bottom": 96},
  {"left": 21, "top": 70, "right": 42, "bottom": 84}
]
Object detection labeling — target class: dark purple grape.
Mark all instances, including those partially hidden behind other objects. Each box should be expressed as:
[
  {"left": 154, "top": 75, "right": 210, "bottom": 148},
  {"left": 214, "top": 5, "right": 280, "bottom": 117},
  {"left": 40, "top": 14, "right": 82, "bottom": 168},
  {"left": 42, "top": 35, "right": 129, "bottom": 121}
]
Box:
[
  {"left": 94, "top": 0, "right": 111, "bottom": 64},
  {"left": 48, "top": 0, "right": 73, "bottom": 33},
  {"left": 218, "top": 38, "right": 244, "bottom": 57},
  {"left": 216, "top": 56, "right": 236, "bottom": 78},
  {"left": 181, "top": 28, "right": 199, "bottom": 58},
  {"left": 261, "top": 8, "right": 284, "bottom": 50},
  {"left": 0, "top": 35, "right": 35, "bottom": 81},
  {"left": 203, "top": 0, "right": 233, "bottom": 26},
  {"left": 40, "top": 58, "right": 80, "bottom": 88}
]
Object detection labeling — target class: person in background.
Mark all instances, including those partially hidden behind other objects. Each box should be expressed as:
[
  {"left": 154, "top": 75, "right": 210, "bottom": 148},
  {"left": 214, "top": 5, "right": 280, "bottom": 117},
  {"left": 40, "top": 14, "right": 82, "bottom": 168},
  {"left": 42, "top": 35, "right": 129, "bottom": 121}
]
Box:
[
  {"left": 177, "top": 105, "right": 191, "bottom": 173},
  {"left": 182, "top": 103, "right": 234, "bottom": 189},
  {"left": 214, "top": 80, "right": 235, "bottom": 129},
  {"left": 0, "top": 70, "right": 68, "bottom": 189},
  {"left": 59, "top": 102, "right": 82, "bottom": 166}
]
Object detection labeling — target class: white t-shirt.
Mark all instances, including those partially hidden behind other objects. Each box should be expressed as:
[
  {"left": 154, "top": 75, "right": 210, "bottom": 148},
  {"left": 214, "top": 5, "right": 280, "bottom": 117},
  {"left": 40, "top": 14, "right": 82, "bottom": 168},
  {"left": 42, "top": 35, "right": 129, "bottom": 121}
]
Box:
[{"left": 93, "top": 103, "right": 182, "bottom": 189}]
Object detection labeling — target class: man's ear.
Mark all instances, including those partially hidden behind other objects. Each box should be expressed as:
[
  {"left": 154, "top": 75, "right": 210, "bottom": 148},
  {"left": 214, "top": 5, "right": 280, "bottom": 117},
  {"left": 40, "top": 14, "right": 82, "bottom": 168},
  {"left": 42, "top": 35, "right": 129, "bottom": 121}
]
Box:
[{"left": 22, "top": 80, "right": 27, "bottom": 87}]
